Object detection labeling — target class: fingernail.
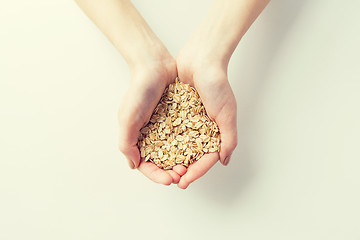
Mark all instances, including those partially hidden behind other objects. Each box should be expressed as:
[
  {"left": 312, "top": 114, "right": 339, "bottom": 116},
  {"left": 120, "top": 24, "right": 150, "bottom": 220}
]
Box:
[
  {"left": 127, "top": 159, "right": 135, "bottom": 169},
  {"left": 224, "top": 156, "right": 231, "bottom": 166}
]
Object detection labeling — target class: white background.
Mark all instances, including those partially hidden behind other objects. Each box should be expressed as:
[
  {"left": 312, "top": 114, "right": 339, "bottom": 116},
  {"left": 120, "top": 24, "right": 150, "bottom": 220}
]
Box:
[{"left": 1, "top": 0, "right": 360, "bottom": 239}]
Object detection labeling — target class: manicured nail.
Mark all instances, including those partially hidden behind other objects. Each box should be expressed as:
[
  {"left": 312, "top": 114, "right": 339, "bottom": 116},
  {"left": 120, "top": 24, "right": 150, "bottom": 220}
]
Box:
[
  {"left": 224, "top": 156, "right": 231, "bottom": 166},
  {"left": 127, "top": 159, "right": 135, "bottom": 169}
]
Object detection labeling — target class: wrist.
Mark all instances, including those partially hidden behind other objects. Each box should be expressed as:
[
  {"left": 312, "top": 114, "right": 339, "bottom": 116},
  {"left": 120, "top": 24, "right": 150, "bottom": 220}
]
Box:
[
  {"left": 123, "top": 36, "right": 169, "bottom": 66},
  {"left": 107, "top": 0, "right": 173, "bottom": 71},
  {"left": 126, "top": 36, "right": 171, "bottom": 67},
  {"left": 129, "top": 48, "right": 177, "bottom": 86},
  {"left": 177, "top": 43, "right": 228, "bottom": 78},
  {"left": 178, "top": 26, "right": 235, "bottom": 72}
]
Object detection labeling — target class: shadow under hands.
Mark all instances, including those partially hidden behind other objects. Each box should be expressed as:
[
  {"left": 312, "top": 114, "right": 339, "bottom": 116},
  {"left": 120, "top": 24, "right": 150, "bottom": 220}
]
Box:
[{"left": 193, "top": 0, "right": 307, "bottom": 206}]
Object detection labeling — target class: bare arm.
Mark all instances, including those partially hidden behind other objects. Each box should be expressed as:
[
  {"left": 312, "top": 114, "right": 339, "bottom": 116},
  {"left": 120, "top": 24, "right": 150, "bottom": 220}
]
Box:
[
  {"left": 176, "top": 0, "right": 270, "bottom": 189},
  {"left": 75, "top": 0, "right": 181, "bottom": 185},
  {"left": 185, "top": 0, "right": 270, "bottom": 64},
  {"left": 74, "top": 0, "right": 270, "bottom": 189},
  {"left": 75, "top": 0, "right": 172, "bottom": 69}
]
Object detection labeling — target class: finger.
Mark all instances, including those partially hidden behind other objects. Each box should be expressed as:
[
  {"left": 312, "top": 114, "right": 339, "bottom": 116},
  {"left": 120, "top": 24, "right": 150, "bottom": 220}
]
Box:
[
  {"left": 166, "top": 170, "right": 180, "bottom": 184},
  {"left": 118, "top": 95, "right": 145, "bottom": 169},
  {"left": 118, "top": 116, "right": 142, "bottom": 169},
  {"left": 137, "top": 161, "right": 172, "bottom": 185},
  {"left": 177, "top": 152, "right": 219, "bottom": 189},
  {"left": 216, "top": 101, "right": 238, "bottom": 166},
  {"left": 172, "top": 165, "right": 187, "bottom": 176}
]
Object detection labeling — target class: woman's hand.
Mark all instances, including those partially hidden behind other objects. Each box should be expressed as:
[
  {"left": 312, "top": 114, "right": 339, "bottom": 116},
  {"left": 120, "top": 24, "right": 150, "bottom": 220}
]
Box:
[
  {"left": 76, "top": 0, "right": 268, "bottom": 188},
  {"left": 173, "top": 0, "right": 270, "bottom": 188},
  {"left": 74, "top": 0, "right": 188, "bottom": 185},
  {"left": 175, "top": 50, "right": 238, "bottom": 189},
  {"left": 118, "top": 55, "right": 188, "bottom": 185}
]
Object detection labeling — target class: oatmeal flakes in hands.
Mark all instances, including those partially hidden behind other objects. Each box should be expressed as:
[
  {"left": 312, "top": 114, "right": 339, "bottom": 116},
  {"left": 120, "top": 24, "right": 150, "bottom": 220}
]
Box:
[{"left": 137, "top": 78, "right": 220, "bottom": 169}]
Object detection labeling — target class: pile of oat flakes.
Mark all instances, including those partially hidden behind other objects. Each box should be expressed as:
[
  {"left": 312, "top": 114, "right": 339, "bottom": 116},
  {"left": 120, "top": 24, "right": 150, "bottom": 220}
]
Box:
[{"left": 137, "top": 78, "right": 220, "bottom": 169}]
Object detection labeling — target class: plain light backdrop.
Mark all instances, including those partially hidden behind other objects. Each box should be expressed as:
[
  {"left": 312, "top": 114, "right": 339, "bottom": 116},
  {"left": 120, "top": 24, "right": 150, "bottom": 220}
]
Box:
[{"left": 1, "top": 0, "right": 360, "bottom": 239}]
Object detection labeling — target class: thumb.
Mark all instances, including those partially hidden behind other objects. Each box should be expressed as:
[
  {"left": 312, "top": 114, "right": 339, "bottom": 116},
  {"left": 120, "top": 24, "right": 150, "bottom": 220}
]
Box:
[
  {"left": 118, "top": 144, "right": 141, "bottom": 169},
  {"left": 117, "top": 83, "right": 156, "bottom": 169},
  {"left": 118, "top": 104, "right": 143, "bottom": 169},
  {"left": 118, "top": 117, "right": 141, "bottom": 169},
  {"left": 216, "top": 102, "right": 238, "bottom": 166}
]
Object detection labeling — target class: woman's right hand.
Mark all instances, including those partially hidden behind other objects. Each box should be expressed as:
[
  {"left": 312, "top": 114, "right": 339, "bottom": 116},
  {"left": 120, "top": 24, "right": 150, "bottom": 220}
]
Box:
[{"left": 118, "top": 53, "right": 188, "bottom": 185}]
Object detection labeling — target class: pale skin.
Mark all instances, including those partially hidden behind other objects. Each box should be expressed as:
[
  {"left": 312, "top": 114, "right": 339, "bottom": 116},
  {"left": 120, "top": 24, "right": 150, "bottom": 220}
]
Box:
[{"left": 75, "top": 0, "right": 270, "bottom": 189}]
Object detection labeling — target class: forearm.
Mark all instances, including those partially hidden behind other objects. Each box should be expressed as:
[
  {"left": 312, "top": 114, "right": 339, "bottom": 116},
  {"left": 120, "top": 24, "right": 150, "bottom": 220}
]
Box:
[
  {"left": 188, "top": 0, "right": 270, "bottom": 64},
  {"left": 75, "top": 0, "right": 170, "bottom": 68}
]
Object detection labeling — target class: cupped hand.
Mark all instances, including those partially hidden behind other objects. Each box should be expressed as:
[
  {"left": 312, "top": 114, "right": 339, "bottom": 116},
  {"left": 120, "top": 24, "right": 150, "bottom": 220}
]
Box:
[
  {"left": 118, "top": 49, "right": 237, "bottom": 189},
  {"left": 175, "top": 52, "right": 238, "bottom": 189},
  {"left": 118, "top": 57, "right": 187, "bottom": 185}
]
